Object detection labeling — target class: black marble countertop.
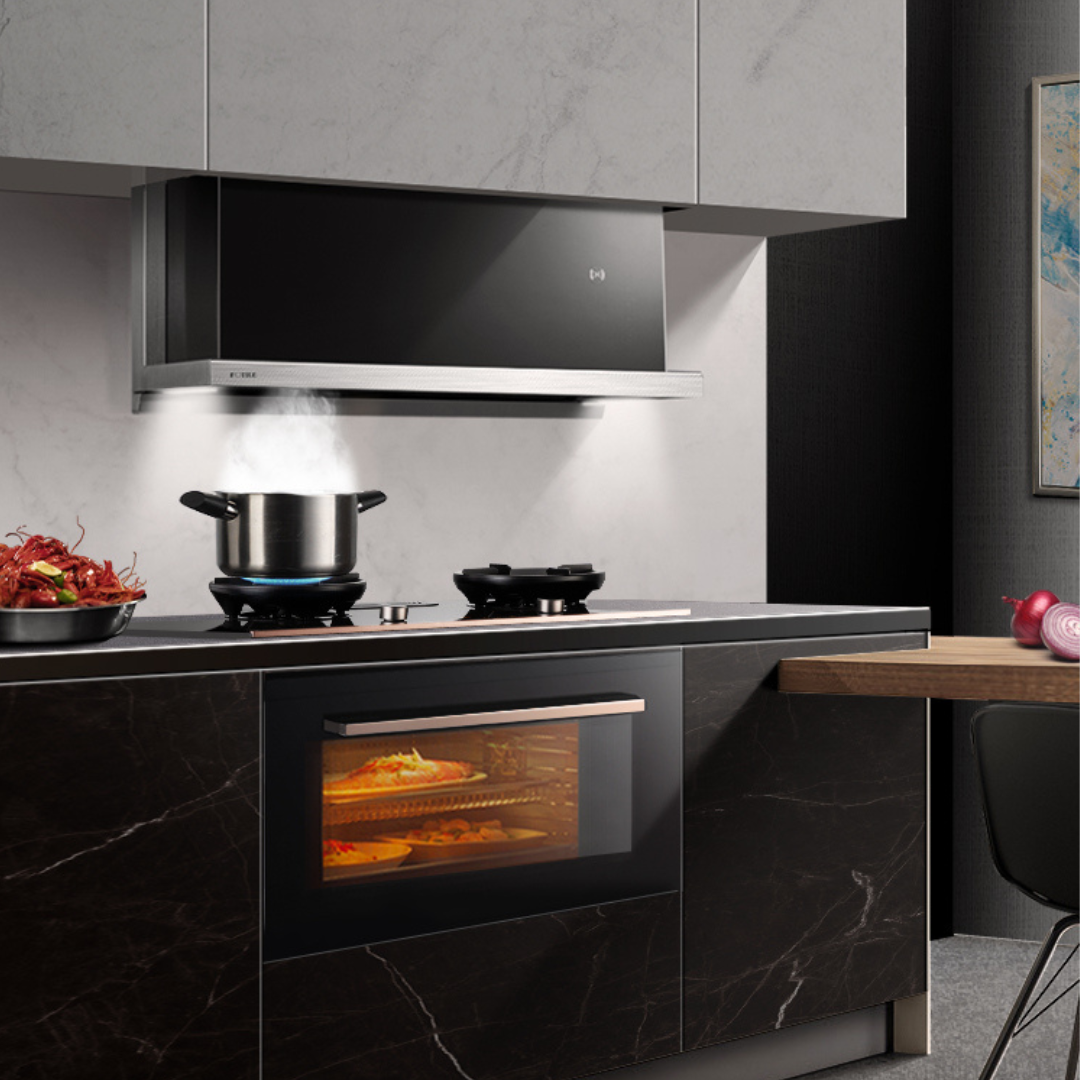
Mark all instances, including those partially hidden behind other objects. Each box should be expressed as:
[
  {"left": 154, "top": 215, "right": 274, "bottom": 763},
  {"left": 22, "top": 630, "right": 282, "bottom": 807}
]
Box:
[{"left": 0, "top": 599, "right": 930, "bottom": 684}]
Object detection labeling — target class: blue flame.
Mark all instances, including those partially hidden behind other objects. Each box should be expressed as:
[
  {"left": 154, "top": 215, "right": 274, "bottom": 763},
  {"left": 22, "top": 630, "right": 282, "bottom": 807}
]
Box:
[{"left": 242, "top": 576, "right": 331, "bottom": 586}]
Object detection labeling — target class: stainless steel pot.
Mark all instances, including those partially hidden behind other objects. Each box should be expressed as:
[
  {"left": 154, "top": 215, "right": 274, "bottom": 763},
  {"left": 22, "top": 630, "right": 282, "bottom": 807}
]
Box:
[{"left": 180, "top": 490, "right": 386, "bottom": 579}]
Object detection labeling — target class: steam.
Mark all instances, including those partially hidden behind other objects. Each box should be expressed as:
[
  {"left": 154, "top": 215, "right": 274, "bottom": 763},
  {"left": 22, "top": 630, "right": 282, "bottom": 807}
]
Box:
[{"left": 218, "top": 391, "right": 358, "bottom": 493}]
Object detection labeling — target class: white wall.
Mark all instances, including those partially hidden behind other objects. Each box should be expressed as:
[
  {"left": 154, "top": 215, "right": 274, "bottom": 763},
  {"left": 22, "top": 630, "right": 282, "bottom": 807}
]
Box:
[{"left": 0, "top": 190, "right": 766, "bottom": 615}]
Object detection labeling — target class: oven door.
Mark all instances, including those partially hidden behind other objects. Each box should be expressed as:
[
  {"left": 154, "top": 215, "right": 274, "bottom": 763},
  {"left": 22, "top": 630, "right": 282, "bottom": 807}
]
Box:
[{"left": 263, "top": 649, "right": 681, "bottom": 960}]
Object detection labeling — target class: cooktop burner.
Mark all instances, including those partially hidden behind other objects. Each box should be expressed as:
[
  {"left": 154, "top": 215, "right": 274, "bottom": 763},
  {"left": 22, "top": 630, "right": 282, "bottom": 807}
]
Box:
[
  {"left": 453, "top": 563, "right": 605, "bottom": 609},
  {"left": 208, "top": 573, "right": 368, "bottom": 626}
]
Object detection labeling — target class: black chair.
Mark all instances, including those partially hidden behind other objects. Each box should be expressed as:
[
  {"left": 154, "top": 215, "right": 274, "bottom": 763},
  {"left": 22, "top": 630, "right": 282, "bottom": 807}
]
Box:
[{"left": 971, "top": 701, "right": 1080, "bottom": 1080}]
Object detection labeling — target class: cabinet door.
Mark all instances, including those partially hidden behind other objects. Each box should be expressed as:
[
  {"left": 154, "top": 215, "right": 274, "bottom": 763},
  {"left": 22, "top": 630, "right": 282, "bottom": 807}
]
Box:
[
  {"left": 263, "top": 892, "right": 680, "bottom": 1080},
  {"left": 208, "top": 0, "right": 696, "bottom": 204},
  {"left": 683, "top": 635, "right": 926, "bottom": 1050},
  {"left": 0, "top": 674, "right": 260, "bottom": 1079},
  {"left": 0, "top": 0, "right": 205, "bottom": 168},
  {"left": 698, "top": 0, "right": 905, "bottom": 219}
]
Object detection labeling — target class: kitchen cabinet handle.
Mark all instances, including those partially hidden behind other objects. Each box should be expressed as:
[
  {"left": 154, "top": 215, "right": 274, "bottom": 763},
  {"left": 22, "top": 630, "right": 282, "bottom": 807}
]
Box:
[{"left": 324, "top": 695, "right": 645, "bottom": 736}]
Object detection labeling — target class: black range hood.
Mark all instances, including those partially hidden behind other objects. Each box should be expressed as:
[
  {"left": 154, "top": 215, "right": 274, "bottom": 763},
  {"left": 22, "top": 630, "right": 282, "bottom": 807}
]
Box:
[{"left": 131, "top": 178, "right": 703, "bottom": 405}]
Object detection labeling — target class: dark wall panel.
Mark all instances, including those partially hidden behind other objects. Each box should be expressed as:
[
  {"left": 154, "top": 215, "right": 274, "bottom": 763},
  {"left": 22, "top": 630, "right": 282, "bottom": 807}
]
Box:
[
  {"left": 767, "top": 0, "right": 954, "bottom": 935},
  {"left": 951, "top": 0, "right": 1079, "bottom": 940},
  {"left": 769, "top": 0, "right": 1079, "bottom": 942}
]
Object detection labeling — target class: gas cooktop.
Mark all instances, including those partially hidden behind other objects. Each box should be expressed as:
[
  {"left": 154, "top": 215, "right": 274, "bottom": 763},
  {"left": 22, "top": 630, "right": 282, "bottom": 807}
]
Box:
[
  {"left": 196, "top": 562, "right": 608, "bottom": 632},
  {"left": 142, "top": 601, "right": 620, "bottom": 636}
]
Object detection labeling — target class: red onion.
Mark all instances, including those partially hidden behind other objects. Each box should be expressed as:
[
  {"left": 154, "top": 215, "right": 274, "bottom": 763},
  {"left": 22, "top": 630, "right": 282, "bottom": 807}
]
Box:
[
  {"left": 1040, "top": 602, "right": 1080, "bottom": 661},
  {"left": 1002, "top": 590, "right": 1060, "bottom": 646}
]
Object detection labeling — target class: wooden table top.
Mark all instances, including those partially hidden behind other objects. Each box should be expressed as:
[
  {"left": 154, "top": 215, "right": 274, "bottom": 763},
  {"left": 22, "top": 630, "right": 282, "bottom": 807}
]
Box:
[{"left": 778, "top": 636, "right": 1079, "bottom": 704}]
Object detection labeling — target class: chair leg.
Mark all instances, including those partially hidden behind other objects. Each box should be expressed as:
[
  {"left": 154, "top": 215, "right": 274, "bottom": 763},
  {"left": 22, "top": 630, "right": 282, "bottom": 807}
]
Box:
[
  {"left": 979, "top": 913, "right": 1080, "bottom": 1080},
  {"left": 1066, "top": 1000, "right": 1078, "bottom": 1080}
]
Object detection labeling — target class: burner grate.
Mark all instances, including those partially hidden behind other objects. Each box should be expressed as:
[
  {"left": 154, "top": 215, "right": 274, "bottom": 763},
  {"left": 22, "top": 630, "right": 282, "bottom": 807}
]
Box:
[
  {"left": 454, "top": 563, "right": 605, "bottom": 609},
  {"left": 208, "top": 574, "right": 367, "bottom": 624}
]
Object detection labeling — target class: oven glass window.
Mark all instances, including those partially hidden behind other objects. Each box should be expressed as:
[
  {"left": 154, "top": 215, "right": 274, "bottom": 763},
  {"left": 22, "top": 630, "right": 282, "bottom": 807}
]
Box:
[{"left": 320, "top": 718, "right": 631, "bottom": 885}]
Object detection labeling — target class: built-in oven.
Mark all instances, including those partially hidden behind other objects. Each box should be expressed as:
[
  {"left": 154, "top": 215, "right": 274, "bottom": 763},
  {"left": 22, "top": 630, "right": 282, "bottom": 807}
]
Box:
[{"left": 263, "top": 649, "right": 681, "bottom": 960}]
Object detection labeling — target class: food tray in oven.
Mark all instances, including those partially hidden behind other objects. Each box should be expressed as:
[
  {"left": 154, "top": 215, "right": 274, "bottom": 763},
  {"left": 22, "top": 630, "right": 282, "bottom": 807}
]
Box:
[
  {"left": 376, "top": 828, "right": 549, "bottom": 862},
  {"left": 322, "top": 840, "right": 411, "bottom": 880},
  {"left": 322, "top": 779, "right": 553, "bottom": 825},
  {"left": 322, "top": 772, "right": 487, "bottom": 804}
]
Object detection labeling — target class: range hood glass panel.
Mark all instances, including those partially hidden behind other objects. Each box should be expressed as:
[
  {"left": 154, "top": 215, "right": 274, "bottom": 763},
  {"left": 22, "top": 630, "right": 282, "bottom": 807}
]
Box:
[{"left": 173, "top": 179, "right": 667, "bottom": 372}]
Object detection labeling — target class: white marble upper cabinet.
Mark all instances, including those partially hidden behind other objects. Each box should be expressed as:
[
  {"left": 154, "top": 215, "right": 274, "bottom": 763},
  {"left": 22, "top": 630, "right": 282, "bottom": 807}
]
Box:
[
  {"left": 208, "top": 0, "right": 696, "bottom": 204},
  {"left": 0, "top": 0, "right": 205, "bottom": 169},
  {"left": 699, "top": 0, "right": 905, "bottom": 218}
]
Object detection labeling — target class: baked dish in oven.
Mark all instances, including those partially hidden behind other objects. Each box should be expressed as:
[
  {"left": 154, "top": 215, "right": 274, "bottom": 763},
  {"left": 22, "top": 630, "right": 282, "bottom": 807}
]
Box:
[
  {"left": 323, "top": 749, "right": 483, "bottom": 801},
  {"left": 321, "top": 839, "right": 411, "bottom": 873},
  {"left": 402, "top": 818, "right": 510, "bottom": 843},
  {"left": 377, "top": 818, "right": 549, "bottom": 861}
]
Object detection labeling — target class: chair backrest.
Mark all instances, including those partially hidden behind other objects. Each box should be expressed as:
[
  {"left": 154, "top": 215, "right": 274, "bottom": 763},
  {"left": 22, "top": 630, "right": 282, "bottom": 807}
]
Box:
[{"left": 971, "top": 702, "right": 1079, "bottom": 913}]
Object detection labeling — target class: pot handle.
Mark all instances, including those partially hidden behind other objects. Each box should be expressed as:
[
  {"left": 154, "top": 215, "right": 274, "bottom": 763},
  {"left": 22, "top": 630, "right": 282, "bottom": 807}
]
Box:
[
  {"left": 356, "top": 490, "right": 387, "bottom": 514},
  {"left": 180, "top": 490, "right": 240, "bottom": 521}
]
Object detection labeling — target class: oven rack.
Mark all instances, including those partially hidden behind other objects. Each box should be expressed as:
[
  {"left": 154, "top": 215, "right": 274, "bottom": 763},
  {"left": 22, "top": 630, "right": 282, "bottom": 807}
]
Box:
[{"left": 322, "top": 779, "right": 553, "bottom": 824}]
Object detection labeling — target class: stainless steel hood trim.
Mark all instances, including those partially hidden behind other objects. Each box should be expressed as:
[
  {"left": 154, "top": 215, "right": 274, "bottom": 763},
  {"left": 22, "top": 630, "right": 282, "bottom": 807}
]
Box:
[{"left": 132, "top": 358, "right": 704, "bottom": 400}]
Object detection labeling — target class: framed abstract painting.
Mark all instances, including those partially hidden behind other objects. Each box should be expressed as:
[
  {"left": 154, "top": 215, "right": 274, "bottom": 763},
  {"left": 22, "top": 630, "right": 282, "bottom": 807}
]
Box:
[{"left": 1032, "top": 74, "right": 1079, "bottom": 497}]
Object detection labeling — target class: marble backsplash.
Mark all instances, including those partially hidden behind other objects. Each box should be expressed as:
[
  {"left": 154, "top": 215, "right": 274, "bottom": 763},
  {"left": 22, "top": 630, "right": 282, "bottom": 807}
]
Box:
[{"left": 0, "top": 189, "right": 766, "bottom": 616}]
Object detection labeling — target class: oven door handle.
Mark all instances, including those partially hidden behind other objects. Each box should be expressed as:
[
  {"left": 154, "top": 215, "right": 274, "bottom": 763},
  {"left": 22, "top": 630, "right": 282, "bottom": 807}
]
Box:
[{"left": 323, "top": 695, "right": 645, "bottom": 737}]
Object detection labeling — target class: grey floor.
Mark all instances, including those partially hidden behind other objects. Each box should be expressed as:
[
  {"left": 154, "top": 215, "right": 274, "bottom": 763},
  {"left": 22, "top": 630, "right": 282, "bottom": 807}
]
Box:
[{"left": 811, "top": 934, "right": 1078, "bottom": 1080}]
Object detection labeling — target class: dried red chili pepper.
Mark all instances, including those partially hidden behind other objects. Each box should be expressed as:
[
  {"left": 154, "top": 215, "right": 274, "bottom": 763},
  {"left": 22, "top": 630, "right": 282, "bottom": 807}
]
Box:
[{"left": 0, "top": 523, "right": 145, "bottom": 609}]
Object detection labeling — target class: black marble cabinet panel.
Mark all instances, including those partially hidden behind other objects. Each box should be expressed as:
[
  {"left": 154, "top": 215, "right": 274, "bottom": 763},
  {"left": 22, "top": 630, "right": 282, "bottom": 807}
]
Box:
[
  {"left": 263, "top": 892, "right": 681, "bottom": 1080},
  {"left": 683, "top": 636, "right": 927, "bottom": 1050},
  {"left": 0, "top": 674, "right": 260, "bottom": 1080}
]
